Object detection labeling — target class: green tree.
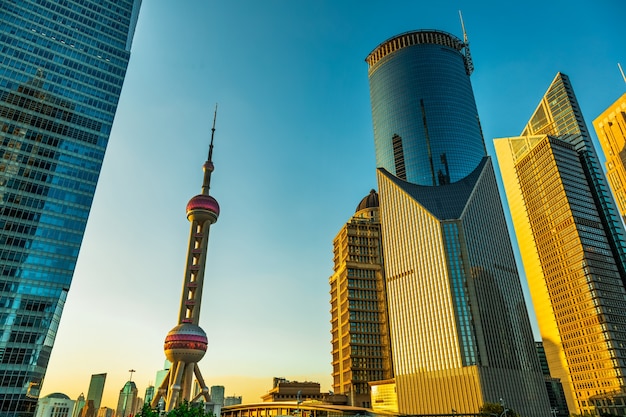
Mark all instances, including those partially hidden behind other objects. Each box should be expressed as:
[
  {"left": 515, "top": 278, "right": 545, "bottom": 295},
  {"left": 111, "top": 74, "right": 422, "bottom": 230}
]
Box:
[
  {"left": 137, "top": 403, "right": 159, "bottom": 417},
  {"left": 136, "top": 401, "right": 214, "bottom": 417},
  {"left": 479, "top": 402, "right": 519, "bottom": 417}
]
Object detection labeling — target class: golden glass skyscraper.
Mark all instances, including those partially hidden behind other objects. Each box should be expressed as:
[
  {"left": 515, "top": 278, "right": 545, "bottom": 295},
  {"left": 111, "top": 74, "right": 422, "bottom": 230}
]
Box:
[
  {"left": 495, "top": 73, "right": 626, "bottom": 415},
  {"left": 594, "top": 93, "right": 626, "bottom": 223},
  {"left": 329, "top": 190, "right": 393, "bottom": 408},
  {"left": 366, "top": 30, "right": 550, "bottom": 417}
]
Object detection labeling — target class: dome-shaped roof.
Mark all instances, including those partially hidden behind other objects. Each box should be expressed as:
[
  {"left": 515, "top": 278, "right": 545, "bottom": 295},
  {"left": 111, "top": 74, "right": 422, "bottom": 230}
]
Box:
[
  {"left": 44, "top": 393, "right": 71, "bottom": 400},
  {"left": 356, "top": 189, "right": 379, "bottom": 212},
  {"left": 187, "top": 194, "right": 220, "bottom": 217}
]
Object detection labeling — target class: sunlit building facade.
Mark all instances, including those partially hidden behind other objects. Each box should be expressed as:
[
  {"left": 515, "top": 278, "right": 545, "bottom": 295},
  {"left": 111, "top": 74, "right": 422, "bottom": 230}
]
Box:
[
  {"left": 114, "top": 382, "right": 137, "bottom": 417},
  {"left": 0, "top": 2, "right": 140, "bottom": 416},
  {"left": 594, "top": 93, "right": 626, "bottom": 223},
  {"left": 535, "top": 342, "right": 569, "bottom": 417},
  {"left": 329, "top": 190, "right": 392, "bottom": 408},
  {"left": 33, "top": 394, "right": 73, "bottom": 417},
  {"left": 494, "top": 73, "right": 626, "bottom": 415},
  {"left": 85, "top": 374, "right": 106, "bottom": 412},
  {"left": 366, "top": 30, "right": 550, "bottom": 417}
]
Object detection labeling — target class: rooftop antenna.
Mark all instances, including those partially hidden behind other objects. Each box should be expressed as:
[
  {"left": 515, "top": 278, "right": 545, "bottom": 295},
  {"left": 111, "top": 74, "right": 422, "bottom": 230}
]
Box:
[
  {"left": 619, "top": 63, "right": 626, "bottom": 84},
  {"left": 459, "top": 10, "right": 469, "bottom": 45},
  {"left": 202, "top": 104, "right": 218, "bottom": 195},
  {"left": 208, "top": 103, "right": 218, "bottom": 162},
  {"left": 458, "top": 10, "right": 474, "bottom": 75}
]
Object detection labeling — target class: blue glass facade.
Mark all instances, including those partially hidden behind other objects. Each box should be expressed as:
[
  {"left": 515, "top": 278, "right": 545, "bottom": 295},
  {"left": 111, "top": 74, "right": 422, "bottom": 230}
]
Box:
[
  {"left": 366, "top": 30, "right": 485, "bottom": 186},
  {"left": 0, "top": 1, "right": 141, "bottom": 415}
]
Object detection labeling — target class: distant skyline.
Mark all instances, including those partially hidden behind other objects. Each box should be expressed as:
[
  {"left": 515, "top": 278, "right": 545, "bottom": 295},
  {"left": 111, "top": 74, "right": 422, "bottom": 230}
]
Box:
[{"left": 39, "top": 0, "right": 625, "bottom": 409}]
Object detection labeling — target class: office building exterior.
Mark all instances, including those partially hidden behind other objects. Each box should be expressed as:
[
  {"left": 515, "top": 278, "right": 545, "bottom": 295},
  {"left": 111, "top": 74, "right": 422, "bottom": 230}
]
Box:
[
  {"left": 71, "top": 395, "right": 84, "bottom": 417},
  {"left": 0, "top": 2, "right": 141, "bottom": 416},
  {"left": 33, "top": 394, "right": 73, "bottom": 417},
  {"left": 85, "top": 374, "right": 106, "bottom": 412},
  {"left": 594, "top": 93, "right": 626, "bottom": 223},
  {"left": 95, "top": 409, "right": 112, "bottom": 417},
  {"left": 494, "top": 73, "right": 626, "bottom": 415},
  {"left": 366, "top": 30, "right": 550, "bottom": 416},
  {"left": 223, "top": 396, "right": 242, "bottom": 407},
  {"left": 535, "top": 342, "right": 569, "bottom": 417},
  {"left": 114, "top": 382, "right": 137, "bottom": 417},
  {"left": 329, "top": 190, "right": 392, "bottom": 407}
]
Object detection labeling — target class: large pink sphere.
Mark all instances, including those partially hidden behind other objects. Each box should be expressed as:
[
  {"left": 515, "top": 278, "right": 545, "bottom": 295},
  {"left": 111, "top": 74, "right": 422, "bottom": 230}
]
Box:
[
  {"left": 186, "top": 194, "right": 219, "bottom": 222},
  {"left": 164, "top": 323, "right": 208, "bottom": 364}
]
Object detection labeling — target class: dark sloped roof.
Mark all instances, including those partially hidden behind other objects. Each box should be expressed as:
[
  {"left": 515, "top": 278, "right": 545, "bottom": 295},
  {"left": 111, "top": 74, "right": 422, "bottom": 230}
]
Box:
[
  {"left": 378, "top": 157, "right": 488, "bottom": 220},
  {"left": 356, "top": 189, "right": 379, "bottom": 212}
]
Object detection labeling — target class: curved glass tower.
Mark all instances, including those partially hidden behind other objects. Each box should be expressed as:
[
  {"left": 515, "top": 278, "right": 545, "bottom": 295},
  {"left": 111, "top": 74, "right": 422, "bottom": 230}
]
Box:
[
  {"left": 366, "top": 30, "right": 485, "bottom": 185},
  {"left": 366, "top": 30, "right": 551, "bottom": 417}
]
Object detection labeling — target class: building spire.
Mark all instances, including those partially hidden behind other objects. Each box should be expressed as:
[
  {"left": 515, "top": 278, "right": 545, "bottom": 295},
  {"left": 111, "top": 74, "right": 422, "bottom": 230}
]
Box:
[
  {"left": 201, "top": 104, "right": 218, "bottom": 196},
  {"left": 458, "top": 11, "right": 474, "bottom": 75},
  {"left": 208, "top": 104, "right": 217, "bottom": 163}
]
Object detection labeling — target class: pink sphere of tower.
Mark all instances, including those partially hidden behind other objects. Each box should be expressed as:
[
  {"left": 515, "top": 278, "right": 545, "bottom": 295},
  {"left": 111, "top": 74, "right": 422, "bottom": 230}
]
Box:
[
  {"left": 186, "top": 194, "right": 220, "bottom": 222},
  {"left": 164, "top": 323, "right": 208, "bottom": 364}
]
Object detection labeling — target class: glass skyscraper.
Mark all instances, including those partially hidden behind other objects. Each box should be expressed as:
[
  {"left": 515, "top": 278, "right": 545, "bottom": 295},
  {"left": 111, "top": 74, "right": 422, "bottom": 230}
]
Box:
[
  {"left": 367, "top": 30, "right": 485, "bottom": 186},
  {"left": 495, "top": 73, "right": 626, "bottom": 415},
  {"left": 0, "top": 1, "right": 141, "bottom": 416},
  {"left": 366, "top": 30, "right": 550, "bottom": 416},
  {"left": 594, "top": 93, "right": 626, "bottom": 224}
]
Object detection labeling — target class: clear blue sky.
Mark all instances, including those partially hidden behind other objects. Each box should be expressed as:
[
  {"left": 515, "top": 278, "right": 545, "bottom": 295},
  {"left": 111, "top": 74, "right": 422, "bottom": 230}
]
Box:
[{"left": 40, "top": 0, "right": 625, "bottom": 408}]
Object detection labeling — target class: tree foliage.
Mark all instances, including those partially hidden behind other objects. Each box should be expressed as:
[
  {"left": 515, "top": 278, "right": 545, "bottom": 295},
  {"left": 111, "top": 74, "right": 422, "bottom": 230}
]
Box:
[
  {"left": 479, "top": 402, "right": 519, "bottom": 417},
  {"left": 137, "top": 401, "right": 214, "bottom": 417}
]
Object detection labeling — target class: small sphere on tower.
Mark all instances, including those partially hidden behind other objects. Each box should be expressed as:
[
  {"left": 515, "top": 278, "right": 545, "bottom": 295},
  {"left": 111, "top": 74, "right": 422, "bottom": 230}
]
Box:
[
  {"left": 186, "top": 194, "right": 219, "bottom": 223},
  {"left": 203, "top": 161, "right": 214, "bottom": 173},
  {"left": 164, "top": 323, "right": 208, "bottom": 364}
]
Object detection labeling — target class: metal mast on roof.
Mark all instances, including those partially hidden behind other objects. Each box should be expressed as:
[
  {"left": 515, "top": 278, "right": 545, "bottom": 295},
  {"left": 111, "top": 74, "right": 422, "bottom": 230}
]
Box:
[{"left": 459, "top": 11, "right": 474, "bottom": 75}]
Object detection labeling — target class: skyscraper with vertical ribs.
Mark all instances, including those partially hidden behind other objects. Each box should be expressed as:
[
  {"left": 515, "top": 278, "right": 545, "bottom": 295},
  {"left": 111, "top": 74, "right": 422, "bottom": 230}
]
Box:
[
  {"left": 594, "top": 93, "right": 626, "bottom": 223},
  {"left": 151, "top": 112, "right": 220, "bottom": 411},
  {"left": 0, "top": 2, "right": 141, "bottom": 416},
  {"left": 329, "top": 189, "right": 393, "bottom": 408},
  {"left": 365, "top": 29, "right": 550, "bottom": 416},
  {"left": 495, "top": 73, "right": 626, "bottom": 415}
]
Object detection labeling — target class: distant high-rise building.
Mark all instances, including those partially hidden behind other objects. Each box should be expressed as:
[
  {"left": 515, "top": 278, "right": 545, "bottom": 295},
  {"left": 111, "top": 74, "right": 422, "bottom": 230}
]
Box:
[
  {"left": 0, "top": 2, "right": 141, "bottom": 415},
  {"left": 209, "top": 386, "right": 224, "bottom": 406},
  {"left": 365, "top": 29, "right": 550, "bottom": 417},
  {"left": 494, "top": 72, "right": 626, "bottom": 415},
  {"left": 95, "top": 408, "right": 113, "bottom": 417},
  {"left": 34, "top": 394, "right": 74, "bottom": 417},
  {"left": 115, "top": 382, "right": 137, "bottom": 417},
  {"left": 535, "top": 342, "right": 569, "bottom": 417},
  {"left": 143, "top": 387, "right": 154, "bottom": 407},
  {"left": 86, "top": 374, "right": 106, "bottom": 412},
  {"left": 72, "top": 395, "right": 84, "bottom": 417},
  {"left": 329, "top": 189, "right": 392, "bottom": 407},
  {"left": 593, "top": 93, "right": 626, "bottom": 223},
  {"left": 223, "top": 396, "right": 242, "bottom": 407}
]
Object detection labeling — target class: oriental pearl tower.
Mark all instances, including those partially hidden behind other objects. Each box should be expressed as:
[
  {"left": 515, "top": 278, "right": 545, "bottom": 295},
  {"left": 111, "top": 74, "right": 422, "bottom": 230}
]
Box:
[{"left": 151, "top": 109, "right": 220, "bottom": 411}]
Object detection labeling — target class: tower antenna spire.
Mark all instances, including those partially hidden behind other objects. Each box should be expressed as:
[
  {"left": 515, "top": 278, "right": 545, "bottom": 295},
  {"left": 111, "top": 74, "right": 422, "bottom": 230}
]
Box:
[
  {"left": 458, "top": 10, "right": 474, "bottom": 75},
  {"left": 202, "top": 104, "right": 218, "bottom": 195},
  {"left": 208, "top": 104, "right": 217, "bottom": 162},
  {"left": 459, "top": 10, "right": 469, "bottom": 45},
  {"left": 619, "top": 63, "right": 626, "bottom": 85}
]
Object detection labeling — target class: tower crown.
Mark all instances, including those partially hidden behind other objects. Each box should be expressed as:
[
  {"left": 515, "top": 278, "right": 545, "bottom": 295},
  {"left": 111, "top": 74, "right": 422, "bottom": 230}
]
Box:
[{"left": 186, "top": 194, "right": 220, "bottom": 222}]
